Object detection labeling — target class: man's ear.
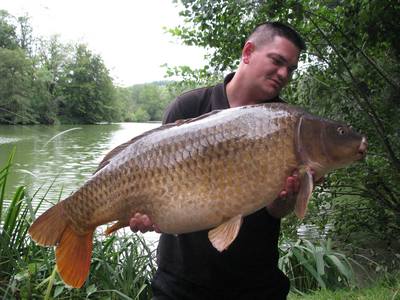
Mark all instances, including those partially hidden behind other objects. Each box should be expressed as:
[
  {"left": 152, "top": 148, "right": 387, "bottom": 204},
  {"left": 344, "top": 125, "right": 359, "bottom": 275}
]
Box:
[{"left": 242, "top": 41, "right": 254, "bottom": 64}]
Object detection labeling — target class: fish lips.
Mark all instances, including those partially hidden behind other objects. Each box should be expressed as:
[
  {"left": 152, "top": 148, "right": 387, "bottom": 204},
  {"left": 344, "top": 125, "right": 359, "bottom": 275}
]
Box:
[{"left": 357, "top": 136, "right": 368, "bottom": 160}]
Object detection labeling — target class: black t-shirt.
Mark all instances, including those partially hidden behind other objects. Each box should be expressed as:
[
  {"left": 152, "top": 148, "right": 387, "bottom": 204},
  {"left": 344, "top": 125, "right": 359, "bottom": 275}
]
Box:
[{"left": 156, "top": 73, "right": 288, "bottom": 291}]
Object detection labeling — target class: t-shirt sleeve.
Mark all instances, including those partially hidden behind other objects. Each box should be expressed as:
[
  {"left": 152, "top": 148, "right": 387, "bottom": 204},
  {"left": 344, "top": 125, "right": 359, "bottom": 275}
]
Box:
[
  {"left": 162, "top": 88, "right": 209, "bottom": 125},
  {"left": 162, "top": 96, "right": 186, "bottom": 125}
]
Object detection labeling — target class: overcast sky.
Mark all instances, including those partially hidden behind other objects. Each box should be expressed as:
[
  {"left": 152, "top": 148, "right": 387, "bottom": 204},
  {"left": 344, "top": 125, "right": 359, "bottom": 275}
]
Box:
[{"left": 1, "top": 0, "right": 207, "bottom": 86}]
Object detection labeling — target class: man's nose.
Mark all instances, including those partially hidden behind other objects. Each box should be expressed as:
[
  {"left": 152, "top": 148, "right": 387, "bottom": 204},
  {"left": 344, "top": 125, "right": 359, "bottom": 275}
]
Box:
[{"left": 276, "top": 66, "right": 289, "bottom": 81}]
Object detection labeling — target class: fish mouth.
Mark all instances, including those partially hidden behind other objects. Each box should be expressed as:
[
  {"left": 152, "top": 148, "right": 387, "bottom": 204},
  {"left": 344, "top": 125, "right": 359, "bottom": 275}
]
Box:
[{"left": 357, "top": 136, "right": 368, "bottom": 159}]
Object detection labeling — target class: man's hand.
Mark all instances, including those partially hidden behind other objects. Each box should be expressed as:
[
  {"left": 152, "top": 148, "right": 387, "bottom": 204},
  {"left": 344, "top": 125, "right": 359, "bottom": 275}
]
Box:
[
  {"left": 267, "top": 169, "right": 324, "bottom": 219},
  {"left": 266, "top": 171, "right": 300, "bottom": 219},
  {"left": 129, "top": 213, "right": 161, "bottom": 233},
  {"left": 278, "top": 170, "right": 301, "bottom": 199}
]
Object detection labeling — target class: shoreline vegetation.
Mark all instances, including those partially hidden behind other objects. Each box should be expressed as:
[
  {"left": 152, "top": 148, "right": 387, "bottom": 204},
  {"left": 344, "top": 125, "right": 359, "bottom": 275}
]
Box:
[
  {"left": 0, "top": 10, "right": 192, "bottom": 126},
  {"left": 1, "top": 150, "right": 399, "bottom": 299}
]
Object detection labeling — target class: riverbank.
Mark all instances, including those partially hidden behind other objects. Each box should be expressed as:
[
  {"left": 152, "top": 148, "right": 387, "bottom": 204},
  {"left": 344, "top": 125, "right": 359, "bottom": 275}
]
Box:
[{"left": 289, "top": 272, "right": 400, "bottom": 299}]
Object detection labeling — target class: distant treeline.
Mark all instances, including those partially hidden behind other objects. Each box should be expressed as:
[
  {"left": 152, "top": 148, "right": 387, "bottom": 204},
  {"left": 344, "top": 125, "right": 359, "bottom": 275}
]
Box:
[{"left": 0, "top": 10, "right": 188, "bottom": 125}]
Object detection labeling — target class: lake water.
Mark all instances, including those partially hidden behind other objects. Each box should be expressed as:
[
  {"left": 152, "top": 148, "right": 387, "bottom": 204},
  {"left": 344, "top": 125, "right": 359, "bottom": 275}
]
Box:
[
  {"left": 0, "top": 123, "right": 159, "bottom": 199},
  {"left": 0, "top": 122, "right": 161, "bottom": 245}
]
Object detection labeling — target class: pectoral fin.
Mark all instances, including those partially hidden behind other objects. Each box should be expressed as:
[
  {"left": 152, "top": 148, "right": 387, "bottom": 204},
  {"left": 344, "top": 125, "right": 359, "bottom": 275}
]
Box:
[
  {"left": 208, "top": 215, "right": 243, "bottom": 252},
  {"left": 294, "top": 168, "right": 314, "bottom": 219},
  {"left": 105, "top": 220, "right": 129, "bottom": 235}
]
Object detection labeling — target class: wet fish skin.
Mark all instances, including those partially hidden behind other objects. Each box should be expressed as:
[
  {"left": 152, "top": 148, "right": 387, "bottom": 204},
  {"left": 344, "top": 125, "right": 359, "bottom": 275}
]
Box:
[
  {"left": 28, "top": 103, "right": 367, "bottom": 288},
  {"left": 65, "top": 105, "right": 299, "bottom": 234}
]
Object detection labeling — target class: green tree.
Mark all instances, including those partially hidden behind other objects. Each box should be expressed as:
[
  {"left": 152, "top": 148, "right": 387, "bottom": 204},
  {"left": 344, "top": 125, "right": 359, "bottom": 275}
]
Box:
[
  {"left": 0, "top": 10, "right": 57, "bottom": 124},
  {"left": 0, "top": 10, "right": 19, "bottom": 50},
  {"left": 0, "top": 48, "right": 36, "bottom": 124},
  {"left": 129, "top": 83, "right": 173, "bottom": 122},
  {"left": 60, "top": 44, "right": 118, "bottom": 123},
  {"left": 16, "top": 14, "right": 34, "bottom": 56},
  {"left": 0, "top": 10, "right": 130, "bottom": 125},
  {"left": 114, "top": 86, "right": 135, "bottom": 121},
  {"left": 32, "top": 35, "right": 75, "bottom": 124}
]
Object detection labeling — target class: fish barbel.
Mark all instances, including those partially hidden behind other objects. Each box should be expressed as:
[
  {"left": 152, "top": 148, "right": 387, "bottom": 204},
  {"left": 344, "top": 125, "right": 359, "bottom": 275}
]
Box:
[{"left": 29, "top": 103, "right": 367, "bottom": 287}]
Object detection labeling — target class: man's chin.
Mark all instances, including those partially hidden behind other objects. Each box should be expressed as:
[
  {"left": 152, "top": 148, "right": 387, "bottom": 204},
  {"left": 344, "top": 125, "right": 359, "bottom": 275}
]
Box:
[{"left": 262, "top": 87, "right": 280, "bottom": 100}]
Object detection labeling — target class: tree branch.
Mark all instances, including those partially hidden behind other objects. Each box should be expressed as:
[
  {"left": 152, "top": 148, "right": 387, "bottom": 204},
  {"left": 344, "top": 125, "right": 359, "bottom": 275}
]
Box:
[
  {"left": 306, "top": 18, "right": 400, "bottom": 173},
  {"left": 304, "top": 9, "right": 400, "bottom": 92}
]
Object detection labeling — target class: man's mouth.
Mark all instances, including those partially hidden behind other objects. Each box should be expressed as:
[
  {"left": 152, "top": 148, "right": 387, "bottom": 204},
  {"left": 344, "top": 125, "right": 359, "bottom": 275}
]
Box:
[{"left": 268, "top": 79, "right": 281, "bottom": 89}]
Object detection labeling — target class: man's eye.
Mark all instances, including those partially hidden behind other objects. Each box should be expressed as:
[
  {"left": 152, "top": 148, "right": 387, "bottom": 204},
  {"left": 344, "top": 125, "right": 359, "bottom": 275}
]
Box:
[{"left": 272, "top": 58, "right": 282, "bottom": 65}]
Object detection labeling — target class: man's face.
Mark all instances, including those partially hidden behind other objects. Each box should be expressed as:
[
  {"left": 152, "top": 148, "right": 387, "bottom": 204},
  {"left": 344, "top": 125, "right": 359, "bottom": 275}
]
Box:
[{"left": 245, "top": 36, "right": 300, "bottom": 100}]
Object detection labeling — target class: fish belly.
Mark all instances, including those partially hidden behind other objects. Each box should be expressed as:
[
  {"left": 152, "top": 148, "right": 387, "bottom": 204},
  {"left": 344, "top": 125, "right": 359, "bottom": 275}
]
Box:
[
  {"left": 63, "top": 107, "right": 299, "bottom": 234},
  {"left": 146, "top": 122, "right": 298, "bottom": 233}
]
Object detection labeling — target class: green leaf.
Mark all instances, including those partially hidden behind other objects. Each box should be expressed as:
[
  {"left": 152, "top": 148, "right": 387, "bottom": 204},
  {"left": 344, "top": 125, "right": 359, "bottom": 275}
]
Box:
[
  {"left": 293, "top": 247, "right": 326, "bottom": 289},
  {"left": 315, "top": 248, "right": 325, "bottom": 276},
  {"left": 54, "top": 285, "right": 64, "bottom": 298},
  {"left": 327, "top": 254, "right": 352, "bottom": 280},
  {"left": 86, "top": 283, "right": 97, "bottom": 295}
]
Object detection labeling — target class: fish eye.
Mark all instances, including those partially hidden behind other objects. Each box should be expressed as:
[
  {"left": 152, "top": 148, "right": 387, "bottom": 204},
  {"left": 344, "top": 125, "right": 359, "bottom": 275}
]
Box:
[{"left": 337, "top": 127, "right": 346, "bottom": 135}]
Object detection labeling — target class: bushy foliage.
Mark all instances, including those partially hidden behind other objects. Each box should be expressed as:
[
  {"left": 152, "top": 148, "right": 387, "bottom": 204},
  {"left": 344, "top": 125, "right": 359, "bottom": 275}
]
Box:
[
  {"left": 0, "top": 10, "right": 176, "bottom": 125},
  {"left": 279, "top": 238, "right": 354, "bottom": 292},
  {"left": 169, "top": 0, "right": 400, "bottom": 250}
]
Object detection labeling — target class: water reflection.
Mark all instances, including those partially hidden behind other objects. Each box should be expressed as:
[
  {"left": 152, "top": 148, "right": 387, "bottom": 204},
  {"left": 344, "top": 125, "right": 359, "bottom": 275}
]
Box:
[{"left": 0, "top": 123, "right": 160, "bottom": 203}]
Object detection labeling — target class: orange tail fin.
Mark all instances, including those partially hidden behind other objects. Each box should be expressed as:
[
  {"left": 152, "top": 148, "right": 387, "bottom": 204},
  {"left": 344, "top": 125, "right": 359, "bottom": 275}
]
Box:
[
  {"left": 28, "top": 202, "right": 67, "bottom": 246},
  {"left": 56, "top": 225, "right": 94, "bottom": 288},
  {"left": 29, "top": 202, "right": 94, "bottom": 288}
]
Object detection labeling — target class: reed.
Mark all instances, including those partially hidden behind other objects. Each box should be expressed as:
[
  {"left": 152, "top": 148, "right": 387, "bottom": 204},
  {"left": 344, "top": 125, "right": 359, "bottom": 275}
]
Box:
[
  {"left": 0, "top": 150, "right": 156, "bottom": 299},
  {"left": 0, "top": 148, "right": 28, "bottom": 288},
  {"left": 279, "top": 238, "right": 355, "bottom": 293}
]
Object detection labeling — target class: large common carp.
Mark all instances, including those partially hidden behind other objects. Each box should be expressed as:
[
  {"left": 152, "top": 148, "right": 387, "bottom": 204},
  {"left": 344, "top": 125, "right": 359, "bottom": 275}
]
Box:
[{"left": 29, "top": 103, "right": 367, "bottom": 288}]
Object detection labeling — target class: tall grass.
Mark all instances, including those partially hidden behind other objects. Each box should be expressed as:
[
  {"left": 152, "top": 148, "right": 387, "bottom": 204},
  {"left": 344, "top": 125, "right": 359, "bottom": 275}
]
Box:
[
  {"left": 0, "top": 150, "right": 156, "bottom": 299},
  {"left": 279, "top": 238, "right": 355, "bottom": 293},
  {"left": 288, "top": 272, "right": 400, "bottom": 300},
  {"left": 0, "top": 148, "right": 29, "bottom": 290}
]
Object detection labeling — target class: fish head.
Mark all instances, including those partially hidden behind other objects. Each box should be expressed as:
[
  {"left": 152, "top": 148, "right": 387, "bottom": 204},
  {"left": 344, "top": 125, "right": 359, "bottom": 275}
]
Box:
[{"left": 298, "top": 116, "right": 367, "bottom": 175}]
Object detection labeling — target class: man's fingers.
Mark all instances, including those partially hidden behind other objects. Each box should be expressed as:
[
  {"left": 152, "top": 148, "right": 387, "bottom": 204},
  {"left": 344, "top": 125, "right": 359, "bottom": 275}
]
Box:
[
  {"left": 129, "top": 213, "right": 160, "bottom": 233},
  {"left": 285, "top": 175, "right": 299, "bottom": 194},
  {"left": 129, "top": 217, "right": 139, "bottom": 231},
  {"left": 293, "top": 174, "right": 300, "bottom": 192},
  {"left": 141, "top": 215, "right": 152, "bottom": 228},
  {"left": 285, "top": 177, "right": 294, "bottom": 196},
  {"left": 153, "top": 224, "right": 161, "bottom": 233},
  {"left": 279, "top": 190, "right": 288, "bottom": 198},
  {"left": 279, "top": 171, "right": 300, "bottom": 200}
]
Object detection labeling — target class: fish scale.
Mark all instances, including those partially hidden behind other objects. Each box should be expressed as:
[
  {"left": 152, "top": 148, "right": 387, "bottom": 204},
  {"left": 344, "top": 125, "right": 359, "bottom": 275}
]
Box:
[{"left": 28, "top": 103, "right": 367, "bottom": 288}]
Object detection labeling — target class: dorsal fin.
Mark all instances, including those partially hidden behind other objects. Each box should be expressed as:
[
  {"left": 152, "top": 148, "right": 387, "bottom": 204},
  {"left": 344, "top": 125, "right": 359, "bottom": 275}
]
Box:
[{"left": 94, "top": 110, "right": 223, "bottom": 174}]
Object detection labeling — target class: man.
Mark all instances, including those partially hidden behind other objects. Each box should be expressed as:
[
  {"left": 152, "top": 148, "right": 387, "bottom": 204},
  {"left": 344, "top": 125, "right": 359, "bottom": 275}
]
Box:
[{"left": 131, "top": 22, "right": 307, "bottom": 299}]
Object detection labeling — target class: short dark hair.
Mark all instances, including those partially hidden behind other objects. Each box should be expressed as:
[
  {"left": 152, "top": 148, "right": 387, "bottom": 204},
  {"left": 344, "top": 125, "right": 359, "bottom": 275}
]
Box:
[{"left": 246, "top": 21, "right": 306, "bottom": 51}]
